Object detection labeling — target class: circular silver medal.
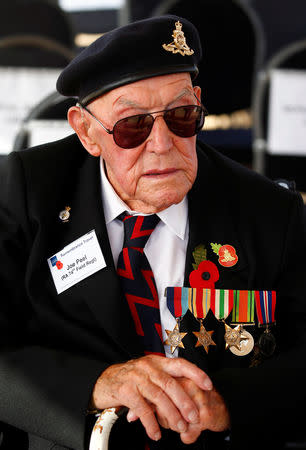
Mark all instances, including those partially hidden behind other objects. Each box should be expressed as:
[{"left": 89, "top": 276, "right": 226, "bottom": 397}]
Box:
[{"left": 230, "top": 330, "right": 254, "bottom": 356}]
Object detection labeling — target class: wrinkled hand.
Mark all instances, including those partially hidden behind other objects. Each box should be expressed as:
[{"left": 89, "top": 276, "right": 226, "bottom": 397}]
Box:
[
  {"left": 90, "top": 355, "right": 213, "bottom": 441},
  {"left": 133, "top": 377, "right": 230, "bottom": 444},
  {"left": 176, "top": 377, "right": 230, "bottom": 444}
]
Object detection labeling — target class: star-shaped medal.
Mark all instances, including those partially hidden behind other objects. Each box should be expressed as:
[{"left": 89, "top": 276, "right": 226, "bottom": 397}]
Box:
[
  {"left": 164, "top": 323, "right": 187, "bottom": 354},
  {"left": 193, "top": 323, "right": 216, "bottom": 353},
  {"left": 224, "top": 323, "right": 249, "bottom": 350}
]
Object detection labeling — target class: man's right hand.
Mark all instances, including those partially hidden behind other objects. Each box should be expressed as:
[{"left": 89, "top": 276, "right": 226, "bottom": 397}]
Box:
[{"left": 90, "top": 354, "right": 213, "bottom": 442}]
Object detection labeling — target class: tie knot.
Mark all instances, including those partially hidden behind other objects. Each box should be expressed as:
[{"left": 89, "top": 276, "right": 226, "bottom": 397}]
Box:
[{"left": 119, "top": 213, "right": 160, "bottom": 249}]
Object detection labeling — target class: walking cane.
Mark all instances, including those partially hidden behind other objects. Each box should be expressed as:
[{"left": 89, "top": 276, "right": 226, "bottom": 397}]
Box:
[{"left": 89, "top": 407, "right": 128, "bottom": 450}]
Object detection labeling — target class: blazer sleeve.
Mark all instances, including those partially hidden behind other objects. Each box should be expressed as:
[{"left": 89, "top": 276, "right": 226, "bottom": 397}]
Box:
[
  {"left": 211, "top": 191, "right": 306, "bottom": 448},
  {"left": 0, "top": 152, "right": 107, "bottom": 450}
]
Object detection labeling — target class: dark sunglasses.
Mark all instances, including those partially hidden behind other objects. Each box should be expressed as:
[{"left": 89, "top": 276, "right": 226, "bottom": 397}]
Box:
[{"left": 77, "top": 101, "right": 208, "bottom": 149}]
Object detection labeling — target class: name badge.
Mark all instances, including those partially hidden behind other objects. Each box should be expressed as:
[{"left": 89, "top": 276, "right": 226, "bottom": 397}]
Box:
[{"left": 47, "top": 230, "right": 106, "bottom": 294}]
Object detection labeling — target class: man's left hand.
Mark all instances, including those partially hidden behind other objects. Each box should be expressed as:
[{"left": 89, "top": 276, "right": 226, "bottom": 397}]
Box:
[
  {"left": 127, "top": 376, "right": 230, "bottom": 444},
  {"left": 176, "top": 377, "right": 230, "bottom": 444}
]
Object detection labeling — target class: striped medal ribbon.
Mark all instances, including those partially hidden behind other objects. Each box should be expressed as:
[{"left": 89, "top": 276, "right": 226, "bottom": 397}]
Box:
[
  {"left": 231, "top": 290, "right": 255, "bottom": 325},
  {"left": 254, "top": 291, "right": 276, "bottom": 326},
  {"left": 210, "top": 289, "right": 234, "bottom": 320},
  {"left": 166, "top": 287, "right": 190, "bottom": 318}
]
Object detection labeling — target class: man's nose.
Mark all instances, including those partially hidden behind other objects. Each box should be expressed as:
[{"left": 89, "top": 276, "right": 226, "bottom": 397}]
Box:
[{"left": 146, "top": 115, "right": 173, "bottom": 153}]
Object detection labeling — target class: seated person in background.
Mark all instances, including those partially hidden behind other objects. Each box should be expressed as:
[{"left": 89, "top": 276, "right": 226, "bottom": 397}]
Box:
[{"left": 0, "top": 14, "right": 306, "bottom": 450}]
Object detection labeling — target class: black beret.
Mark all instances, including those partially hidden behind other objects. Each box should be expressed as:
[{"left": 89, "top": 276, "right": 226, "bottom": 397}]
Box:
[{"left": 56, "top": 15, "right": 202, "bottom": 105}]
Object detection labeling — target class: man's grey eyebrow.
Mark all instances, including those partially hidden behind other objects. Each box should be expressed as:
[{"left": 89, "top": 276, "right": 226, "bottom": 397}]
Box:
[
  {"left": 115, "top": 88, "right": 193, "bottom": 110},
  {"left": 167, "top": 88, "right": 194, "bottom": 106},
  {"left": 116, "top": 98, "right": 143, "bottom": 108}
]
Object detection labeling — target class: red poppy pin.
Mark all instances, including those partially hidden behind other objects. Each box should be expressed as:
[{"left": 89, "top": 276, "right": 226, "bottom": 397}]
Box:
[
  {"left": 189, "top": 244, "right": 219, "bottom": 288},
  {"left": 210, "top": 243, "right": 238, "bottom": 268}
]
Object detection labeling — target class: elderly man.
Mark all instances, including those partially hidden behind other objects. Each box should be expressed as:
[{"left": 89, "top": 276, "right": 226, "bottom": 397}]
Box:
[{"left": 0, "top": 14, "right": 306, "bottom": 450}]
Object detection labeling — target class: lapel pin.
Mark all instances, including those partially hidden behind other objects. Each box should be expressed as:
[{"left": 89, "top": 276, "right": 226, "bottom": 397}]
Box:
[
  {"left": 59, "top": 206, "right": 71, "bottom": 223},
  {"left": 189, "top": 244, "right": 219, "bottom": 288},
  {"left": 192, "top": 244, "right": 207, "bottom": 270},
  {"left": 211, "top": 243, "right": 238, "bottom": 268}
]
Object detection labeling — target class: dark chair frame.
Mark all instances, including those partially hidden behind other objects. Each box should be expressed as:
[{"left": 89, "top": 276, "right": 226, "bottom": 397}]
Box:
[
  {"left": 13, "top": 91, "right": 76, "bottom": 152},
  {"left": 0, "top": 34, "right": 75, "bottom": 65}
]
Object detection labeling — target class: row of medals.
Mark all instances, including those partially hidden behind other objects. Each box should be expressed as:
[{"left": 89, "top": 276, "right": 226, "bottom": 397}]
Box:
[{"left": 165, "top": 319, "right": 276, "bottom": 362}]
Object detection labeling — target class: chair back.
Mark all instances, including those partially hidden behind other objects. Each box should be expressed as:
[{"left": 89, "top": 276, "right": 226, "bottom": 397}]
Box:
[
  {"left": 0, "top": 1, "right": 75, "bottom": 49},
  {"left": 252, "top": 39, "right": 306, "bottom": 191},
  {"left": 0, "top": 32, "right": 75, "bottom": 155},
  {"left": 13, "top": 91, "right": 75, "bottom": 152}
]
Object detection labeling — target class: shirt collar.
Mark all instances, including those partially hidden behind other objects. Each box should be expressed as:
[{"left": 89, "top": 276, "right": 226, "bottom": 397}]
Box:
[{"left": 100, "top": 157, "right": 188, "bottom": 240}]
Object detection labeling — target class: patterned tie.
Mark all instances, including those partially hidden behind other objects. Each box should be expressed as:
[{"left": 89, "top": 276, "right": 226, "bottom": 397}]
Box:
[{"left": 117, "top": 213, "right": 164, "bottom": 355}]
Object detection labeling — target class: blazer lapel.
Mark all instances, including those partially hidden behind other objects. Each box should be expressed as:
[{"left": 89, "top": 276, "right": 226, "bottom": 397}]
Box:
[
  {"left": 53, "top": 150, "right": 143, "bottom": 358},
  {"left": 179, "top": 144, "right": 250, "bottom": 369},
  {"left": 184, "top": 145, "right": 248, "bottom": 289}
]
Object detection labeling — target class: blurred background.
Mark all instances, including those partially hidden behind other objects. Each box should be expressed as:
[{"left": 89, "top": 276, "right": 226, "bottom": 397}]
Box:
[{"left": 1, "top": 0, "right": 306, "bottom": 197}]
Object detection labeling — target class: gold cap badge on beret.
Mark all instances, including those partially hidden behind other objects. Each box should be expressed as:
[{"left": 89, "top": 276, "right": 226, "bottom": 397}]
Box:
[{"left": 163, "top": 21, "right": 194, "bottom": 56}]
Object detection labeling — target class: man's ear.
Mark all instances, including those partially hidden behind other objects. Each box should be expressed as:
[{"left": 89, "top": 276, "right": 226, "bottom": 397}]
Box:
[
  {"left": 67, "top": 106, "right": 101, "bottom": 157},
  {"left": 193, "top": 85, "right": 201, "bottom": 102}
]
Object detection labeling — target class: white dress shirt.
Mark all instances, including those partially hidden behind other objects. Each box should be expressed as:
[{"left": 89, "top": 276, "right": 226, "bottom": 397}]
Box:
[{"left": 100, "top": 159, "right": 189, "bottom": 357}]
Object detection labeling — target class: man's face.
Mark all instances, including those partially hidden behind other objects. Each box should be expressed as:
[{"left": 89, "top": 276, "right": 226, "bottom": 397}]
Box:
[{"left": 78, "top": 73, "right": 200, "bottom": 213}]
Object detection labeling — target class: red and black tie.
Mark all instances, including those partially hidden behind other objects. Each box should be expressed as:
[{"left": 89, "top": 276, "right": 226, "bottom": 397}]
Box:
[{"left": 117, "top": 213, "right": 164, "bottom": 356}]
